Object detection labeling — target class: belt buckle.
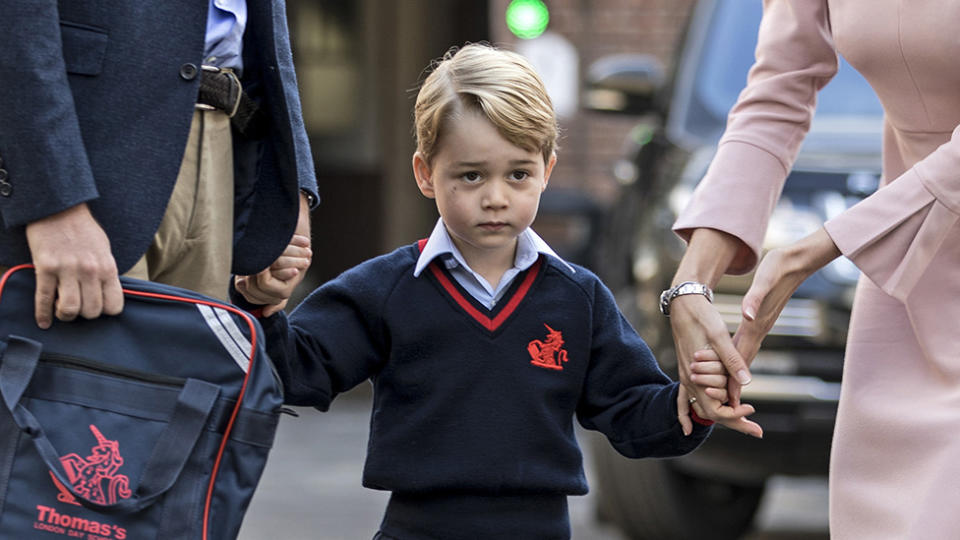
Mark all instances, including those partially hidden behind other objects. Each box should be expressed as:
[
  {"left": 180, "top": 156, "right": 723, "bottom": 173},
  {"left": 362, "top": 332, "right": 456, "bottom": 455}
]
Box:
[{"left": 200, "top": 65, "right": 243, "bottom": 118}]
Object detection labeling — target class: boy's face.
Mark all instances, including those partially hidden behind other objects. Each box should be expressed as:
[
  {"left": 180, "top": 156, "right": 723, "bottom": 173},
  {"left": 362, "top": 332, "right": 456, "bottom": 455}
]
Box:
[{"left": 413, "top": 110, "right": 556, "bottom": 270}]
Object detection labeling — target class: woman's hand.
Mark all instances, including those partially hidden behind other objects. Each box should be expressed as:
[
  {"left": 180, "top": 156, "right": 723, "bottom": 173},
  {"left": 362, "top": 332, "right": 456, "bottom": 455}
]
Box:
[
  {"left": 734, "top": 228, "right": 841, "bottom": 367},
  {"left": 669, "top": 228, "right": 762, "bottom": 438},
  {"left": 669, "top": 295, "right": 762, "bottom": 437}
]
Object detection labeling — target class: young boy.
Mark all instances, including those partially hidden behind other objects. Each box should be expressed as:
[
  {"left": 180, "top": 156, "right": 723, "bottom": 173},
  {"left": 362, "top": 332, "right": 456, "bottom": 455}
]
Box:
[{"left": 235, "top": 43, "right": 721, "bottom": 539}]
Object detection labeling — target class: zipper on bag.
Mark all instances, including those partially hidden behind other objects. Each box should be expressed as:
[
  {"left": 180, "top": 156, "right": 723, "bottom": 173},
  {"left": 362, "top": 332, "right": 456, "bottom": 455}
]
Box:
[{"left": 39, "top": 352, "right": 187, "bottom": 387}]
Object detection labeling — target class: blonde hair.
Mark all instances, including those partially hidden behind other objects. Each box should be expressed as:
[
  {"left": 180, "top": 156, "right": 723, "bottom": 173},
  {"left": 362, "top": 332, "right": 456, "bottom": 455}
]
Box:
[{"left": 414, "top": 43, "right": 559, "bottom": 165}]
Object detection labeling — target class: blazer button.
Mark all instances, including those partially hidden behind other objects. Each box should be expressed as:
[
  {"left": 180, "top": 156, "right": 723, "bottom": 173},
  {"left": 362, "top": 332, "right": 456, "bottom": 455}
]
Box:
[
  {"left": 179, "top": 63, "right": 199, "bottom": 80},
  {"left": 0, "top": 180, "right": 12, "bottom": 197}
]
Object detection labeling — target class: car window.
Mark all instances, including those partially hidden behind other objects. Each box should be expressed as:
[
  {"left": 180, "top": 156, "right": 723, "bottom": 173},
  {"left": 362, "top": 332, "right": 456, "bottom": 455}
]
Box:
[{"left": 695, "top": 1, "right": 882, "bottom": 127}]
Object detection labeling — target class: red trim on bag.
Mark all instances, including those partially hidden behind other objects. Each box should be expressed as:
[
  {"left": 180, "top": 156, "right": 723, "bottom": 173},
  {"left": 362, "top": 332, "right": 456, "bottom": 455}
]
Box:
[
  {"left": 121, "top": 289, "right": 258, "bottom": 540},
  {"left": 0, "top": 265, "right": 258, "bottom": 540},
  {"left": 0, "top": 264, "right": 33, "bottom": 303}
]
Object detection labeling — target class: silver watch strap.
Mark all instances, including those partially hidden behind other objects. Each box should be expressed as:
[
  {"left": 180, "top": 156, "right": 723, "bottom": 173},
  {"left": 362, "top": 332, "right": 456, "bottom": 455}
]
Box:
[{"left": 659, "top": 281, "right": 714, "bottom": 316}]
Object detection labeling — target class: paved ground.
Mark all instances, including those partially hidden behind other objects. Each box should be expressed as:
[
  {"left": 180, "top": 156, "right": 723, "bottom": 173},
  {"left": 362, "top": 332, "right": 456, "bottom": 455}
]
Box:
[{"left": 238, "top": 388, "right": 829, "bottom": 540}]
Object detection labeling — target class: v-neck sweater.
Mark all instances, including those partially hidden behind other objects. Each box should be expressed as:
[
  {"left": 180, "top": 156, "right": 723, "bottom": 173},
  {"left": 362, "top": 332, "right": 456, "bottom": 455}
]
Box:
[{"left": 255, "top": 241, "right": 711, "bottom": 537}]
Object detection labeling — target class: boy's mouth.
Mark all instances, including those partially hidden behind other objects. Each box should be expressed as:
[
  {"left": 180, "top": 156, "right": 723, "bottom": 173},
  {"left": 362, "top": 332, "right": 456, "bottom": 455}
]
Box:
[{"left": 478, "top": 221, "right": 508, "bottom": 231}]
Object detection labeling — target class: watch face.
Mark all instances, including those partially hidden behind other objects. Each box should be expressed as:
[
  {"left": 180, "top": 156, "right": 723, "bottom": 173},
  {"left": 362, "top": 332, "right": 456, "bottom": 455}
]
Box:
[{"left": 659, "top": 289, "right": 672, "bottom": 315}]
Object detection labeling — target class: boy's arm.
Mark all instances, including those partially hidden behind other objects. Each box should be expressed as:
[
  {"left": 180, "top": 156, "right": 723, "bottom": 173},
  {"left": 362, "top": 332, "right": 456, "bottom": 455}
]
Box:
[
  {"left": 576, "top": 278, "right": 714, "bottom": 459},
  {"left": 233, "top": 256, "right": 395, "bottom": 409}
]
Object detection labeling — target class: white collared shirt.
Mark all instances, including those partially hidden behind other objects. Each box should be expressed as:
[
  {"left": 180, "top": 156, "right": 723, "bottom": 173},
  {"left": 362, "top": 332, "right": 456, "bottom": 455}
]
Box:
[{"left": 414, "top": 218, "right": 575, "bottom": 309}]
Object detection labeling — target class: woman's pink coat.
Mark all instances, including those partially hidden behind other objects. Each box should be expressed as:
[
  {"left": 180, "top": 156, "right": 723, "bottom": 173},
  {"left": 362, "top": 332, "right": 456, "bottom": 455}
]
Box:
[{"left": 675, "top": 1, "right": 960, "bottom": 537}]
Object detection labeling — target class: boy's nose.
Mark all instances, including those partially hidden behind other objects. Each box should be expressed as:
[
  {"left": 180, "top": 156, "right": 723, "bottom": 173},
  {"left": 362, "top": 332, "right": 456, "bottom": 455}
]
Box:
[{"left": 482, "top": 181, "right": 509, "bottom": 209}]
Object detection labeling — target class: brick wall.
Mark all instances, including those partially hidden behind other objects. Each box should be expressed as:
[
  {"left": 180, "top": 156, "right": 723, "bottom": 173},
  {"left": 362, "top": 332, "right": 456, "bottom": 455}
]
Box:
[{"left": 491, "top": 0, "right": 695, "bottom": 204}]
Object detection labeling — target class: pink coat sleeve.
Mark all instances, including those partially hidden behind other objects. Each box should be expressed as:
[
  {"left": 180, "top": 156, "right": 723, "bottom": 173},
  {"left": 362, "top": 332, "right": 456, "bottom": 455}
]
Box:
[
  {"left": 823, "top": 128, "right": 960, "bottom": 363},
  {"left": 824, "top": 127, "right": 960, "bottom": 302},
  {"left": 673, "top": 0, "right": 838, "bottom": 274}
]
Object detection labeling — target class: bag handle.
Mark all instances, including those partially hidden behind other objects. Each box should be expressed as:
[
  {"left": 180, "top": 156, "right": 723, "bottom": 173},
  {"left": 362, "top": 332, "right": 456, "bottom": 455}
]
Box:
[{"left": 0, "top": 335, "right": 221, "bottom": 514}]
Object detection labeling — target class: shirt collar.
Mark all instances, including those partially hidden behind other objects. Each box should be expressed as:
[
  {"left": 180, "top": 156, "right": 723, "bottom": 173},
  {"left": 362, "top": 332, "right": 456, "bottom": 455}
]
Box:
[{"left": 413, "top": 218, "right": 575, "bottom": 277}]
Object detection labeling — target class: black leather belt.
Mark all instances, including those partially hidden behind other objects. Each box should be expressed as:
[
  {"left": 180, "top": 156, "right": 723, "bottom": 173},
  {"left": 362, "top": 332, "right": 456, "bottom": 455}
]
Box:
[{"left": 197, "top": 65, "right": 266, "bottom": 137}]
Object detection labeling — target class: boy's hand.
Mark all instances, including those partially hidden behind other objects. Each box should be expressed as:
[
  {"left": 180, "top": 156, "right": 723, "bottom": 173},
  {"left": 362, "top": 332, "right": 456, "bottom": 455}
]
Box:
[
  {"left": 687, "top": 347, "right": 763, "bottom": 438},
  {"left": 235, "top": 234, "right": 312, "bottom": 316},
  {"left": 689, "top": 350, "right": 730, "bottom": 403},
  {"left": 678, "top": 347, "right": 730, "bottom": 435}
]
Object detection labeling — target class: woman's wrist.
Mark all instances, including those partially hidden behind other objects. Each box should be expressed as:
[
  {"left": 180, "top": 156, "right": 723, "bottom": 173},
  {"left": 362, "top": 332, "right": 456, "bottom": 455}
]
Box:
[
  {"left": 674, "top": 228, "right": 743, "bottom": 287},
  {"left": 785, "top": 228, "right": 841, "bottom": 279}
]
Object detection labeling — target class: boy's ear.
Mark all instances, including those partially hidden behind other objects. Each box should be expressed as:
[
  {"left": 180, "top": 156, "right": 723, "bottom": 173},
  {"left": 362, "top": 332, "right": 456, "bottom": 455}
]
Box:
[
  {"left": 541, "top": 152, "right": 557, "bottom": 192},
  {"left": 412, "top": 152, "right": 436, "bottom": 199}
]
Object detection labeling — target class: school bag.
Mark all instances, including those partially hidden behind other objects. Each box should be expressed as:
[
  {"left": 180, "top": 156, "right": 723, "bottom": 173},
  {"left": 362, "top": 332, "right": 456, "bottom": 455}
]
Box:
[{"left": 0, "top": 265, "right": 283, "bottom": 539}]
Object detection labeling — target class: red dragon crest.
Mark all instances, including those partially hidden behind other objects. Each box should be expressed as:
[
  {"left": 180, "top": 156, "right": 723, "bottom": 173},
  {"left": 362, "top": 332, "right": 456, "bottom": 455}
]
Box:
[{"left": 527, "top": 323, "right": 569, "bottom": 371}]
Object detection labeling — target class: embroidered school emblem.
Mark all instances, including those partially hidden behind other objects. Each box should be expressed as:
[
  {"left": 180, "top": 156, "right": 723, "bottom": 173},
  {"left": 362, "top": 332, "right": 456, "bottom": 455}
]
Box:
[
  {"left": 528, "top": 324, "right": 568, "bottom": 371},
  {"left": 49, "top": 424, "right": 133, "bottom": 506}
]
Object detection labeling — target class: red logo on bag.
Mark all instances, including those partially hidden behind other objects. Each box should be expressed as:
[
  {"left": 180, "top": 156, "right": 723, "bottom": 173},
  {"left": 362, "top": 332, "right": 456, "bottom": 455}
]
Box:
[
  {"left": 527, "top": 324, "right": 569, "bottom": 371},
  {"left": 49, "top": 424, "right": 132, "bottom": 506}
]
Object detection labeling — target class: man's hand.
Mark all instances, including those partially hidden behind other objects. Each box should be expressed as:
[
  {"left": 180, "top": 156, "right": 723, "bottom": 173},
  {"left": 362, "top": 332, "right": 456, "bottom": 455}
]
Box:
[
  {"left": 235, "top": 234, "right": 312, "bottom": 315},
  {"left": 24, "top": 203, "right": 123, "bottom": 329},
  {"left": 234, "top": 193, "right": 313, "bottom": 316}
]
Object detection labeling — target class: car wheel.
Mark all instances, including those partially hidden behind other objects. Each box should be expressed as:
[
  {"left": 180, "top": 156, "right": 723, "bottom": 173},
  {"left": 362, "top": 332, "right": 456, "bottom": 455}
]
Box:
[{"left": 590, "top": 436, "right": 764, "bottom": 540}]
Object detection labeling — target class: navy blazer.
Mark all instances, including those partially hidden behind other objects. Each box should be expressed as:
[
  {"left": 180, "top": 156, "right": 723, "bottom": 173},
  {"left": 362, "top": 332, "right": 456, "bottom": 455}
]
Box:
[{"left": 0, "top": 0, "right": 317, "bottom": 276}]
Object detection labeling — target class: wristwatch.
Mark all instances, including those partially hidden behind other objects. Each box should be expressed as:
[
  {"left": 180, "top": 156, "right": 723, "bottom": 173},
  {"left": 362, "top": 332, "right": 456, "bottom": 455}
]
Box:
[{"left": 659, "top": 281, "right": 714, "bottom": 317}]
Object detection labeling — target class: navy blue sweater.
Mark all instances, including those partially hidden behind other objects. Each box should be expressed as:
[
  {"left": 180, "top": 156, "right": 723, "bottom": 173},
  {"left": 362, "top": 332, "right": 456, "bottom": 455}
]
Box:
[{"left": 256, "top": 242, "right": 711, "bottom": 538}]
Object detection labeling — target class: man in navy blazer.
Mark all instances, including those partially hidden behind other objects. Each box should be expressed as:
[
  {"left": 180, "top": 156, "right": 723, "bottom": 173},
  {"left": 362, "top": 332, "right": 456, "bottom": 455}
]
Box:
[{"left": 0, "top": 0, "right": 318, "bottom": 327}]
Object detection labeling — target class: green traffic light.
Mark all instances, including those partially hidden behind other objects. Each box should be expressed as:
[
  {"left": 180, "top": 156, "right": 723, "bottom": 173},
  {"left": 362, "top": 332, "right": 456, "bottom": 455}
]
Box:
[{"left": 506, "top": 0, "right": 549, "bottom": 40}]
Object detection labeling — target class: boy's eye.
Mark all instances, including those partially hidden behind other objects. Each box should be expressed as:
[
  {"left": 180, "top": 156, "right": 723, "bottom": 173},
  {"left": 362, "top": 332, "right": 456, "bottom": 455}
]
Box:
[
  {"left": 462, "top": 171, "right": 482, "bottom": 182},
  {"left": 510, "top": 170, "right": 530, "bottom": 181}
]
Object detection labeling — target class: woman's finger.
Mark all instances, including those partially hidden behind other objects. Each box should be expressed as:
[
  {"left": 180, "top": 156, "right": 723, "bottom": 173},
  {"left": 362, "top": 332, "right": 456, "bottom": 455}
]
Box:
[{"left": 677, "top": 386, "right": 693, "bottom": 436}]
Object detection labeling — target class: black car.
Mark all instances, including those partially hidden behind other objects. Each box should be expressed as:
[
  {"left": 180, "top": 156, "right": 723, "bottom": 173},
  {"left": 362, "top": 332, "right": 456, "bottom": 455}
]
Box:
[{"left": 583, "top": 1, "right": 883, "bottom": 538}]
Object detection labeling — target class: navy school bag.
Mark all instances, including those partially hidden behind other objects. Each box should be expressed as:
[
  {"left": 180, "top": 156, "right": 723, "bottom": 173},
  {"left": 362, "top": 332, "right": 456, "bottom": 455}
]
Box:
[{"left": 0, "top": 265, "right": 283, "bottom": 539}]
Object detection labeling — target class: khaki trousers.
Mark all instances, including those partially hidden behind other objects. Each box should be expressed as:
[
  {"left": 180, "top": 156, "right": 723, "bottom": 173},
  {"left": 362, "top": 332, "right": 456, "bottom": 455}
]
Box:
[{"left": 125, "top": 109, "right": 234, "bottom": 300}]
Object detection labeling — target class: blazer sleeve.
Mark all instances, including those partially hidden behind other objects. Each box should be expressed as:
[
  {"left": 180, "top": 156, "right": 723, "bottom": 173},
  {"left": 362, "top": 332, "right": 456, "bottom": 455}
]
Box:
[
  {"left": 673, "top": 0, "right": 839, "bottom": 274},
  {"left": 576, "top": 276, "right": 711, "bottom": 459},
  {"left": 0, "top": 1, "right": 99, "bottom": 228},
  {"left": 823, "top": 126, "right": 960, "bottom": 302}
]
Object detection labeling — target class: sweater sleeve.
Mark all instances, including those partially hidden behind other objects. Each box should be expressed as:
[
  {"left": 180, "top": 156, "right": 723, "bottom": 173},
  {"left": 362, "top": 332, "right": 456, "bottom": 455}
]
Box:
[
  {"left": 673, "top": 0, "right": 838, "bottom": 274},
  {"left": 576, "top": 276, "right": 711, "bottom": 458},
  {"left": 258, "top": 256, "right": 403, "bottom": 409},
  {"left": 0, "top": 1, "right": 99, "bottom": 228}
]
